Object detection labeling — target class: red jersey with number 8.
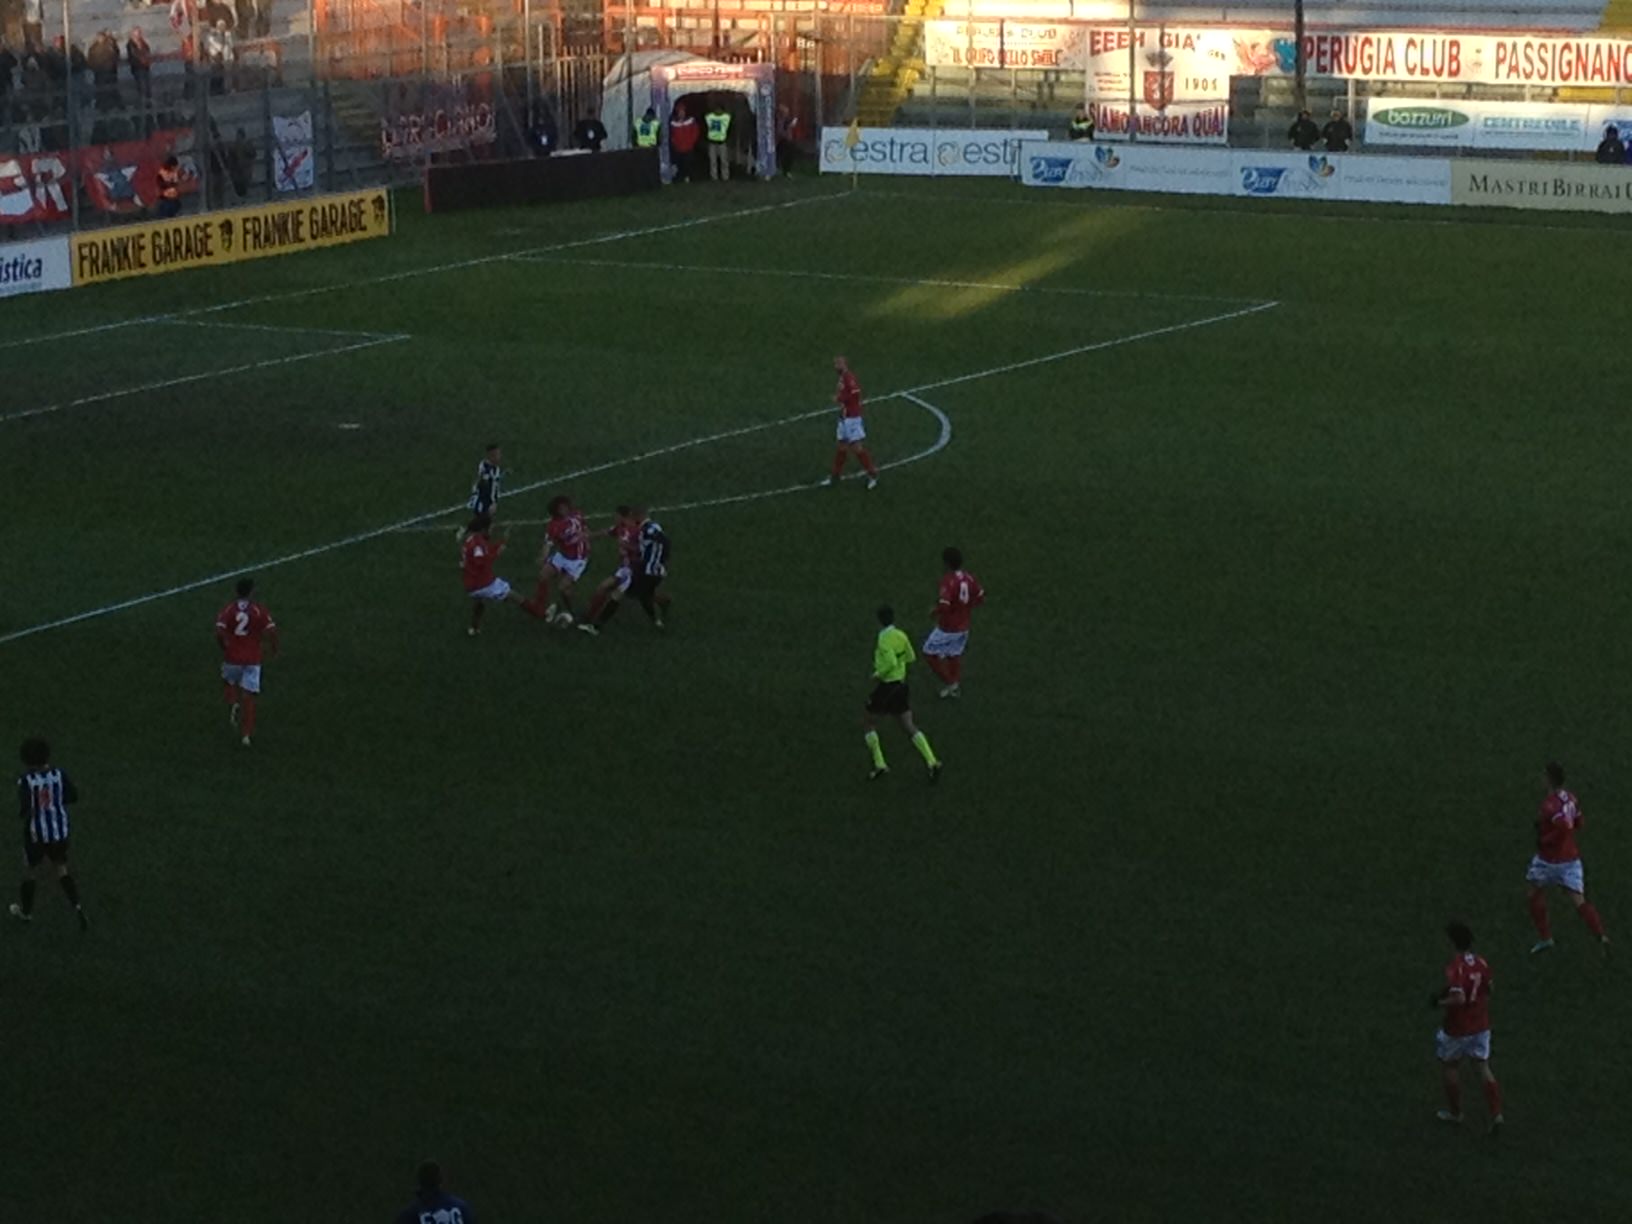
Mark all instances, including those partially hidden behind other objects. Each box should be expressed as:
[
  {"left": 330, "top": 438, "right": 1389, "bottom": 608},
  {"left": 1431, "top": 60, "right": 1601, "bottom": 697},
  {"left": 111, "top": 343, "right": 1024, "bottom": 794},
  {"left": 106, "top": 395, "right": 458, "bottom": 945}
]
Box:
[
  {"left": 1442, "top": 952, "right": 1492, "bottom": 1036},
  {"left": 216, "top": 599, "right": 276, "bottom": 664},
  {"left": 936, "top": 569, "right": 985, "bottom": 633}
]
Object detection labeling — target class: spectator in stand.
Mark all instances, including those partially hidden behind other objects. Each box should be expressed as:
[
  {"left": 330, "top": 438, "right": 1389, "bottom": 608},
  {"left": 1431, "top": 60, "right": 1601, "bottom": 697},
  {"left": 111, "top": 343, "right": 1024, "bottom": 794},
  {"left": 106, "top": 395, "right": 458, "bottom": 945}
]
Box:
[
  {"left": 157, "top": 154, "right": 182, "bottom": 217},
  {"left": 775, "top": 102, "right": 800, "bottom": 176},
  {"left": 394, "top": 1161, "right": 473, "bottom": 1224},
  {"left": 0, "top": 38, "right": 15, "bottom": 116},
  {"left": 527, "top": 102, "right": 557, "bottom": 156},
  {"left": 1322, "top": 108, "right": 1353, "bottom": 153},
  {"left": 206, "top": 19, "right": 231, "bottom": 95},
  {"left": 669, "top": 99, "right": 699, "bottom": 181},
  {"left": 22, "top": 0, "right": 44, "bottom": 51},
  {"left": 1069, "top": 101, "right": 1094, "bottom": 140},
  {"left": 20, "top": 45, "right": 46, "bottom": 122},
  {"left": 1287, "top": 108, "right": 1319, "bottom": 151},
  {"left": 1595, "top": 124, "right": 1625, "bottom": 164},
  {"left": 67, "top": 37, "right": 87, "bottom": 95},
  {"left": 87, "top": 30, "right": 121, "bottom": 113},
  {"left": 572, "top": 106, "right": 607, "bottom": 152},
  {"left": 229, "top": 127, "right": 254, "bottom": 197},
  {"left": 254, "top": 0, "right": 274, "bottom": 39},
  {"left": 127, "top": 28, "right": 153, "bottom": 106},
  {"left": 235, "top": 0, "right": 255, "bottom": 39}
]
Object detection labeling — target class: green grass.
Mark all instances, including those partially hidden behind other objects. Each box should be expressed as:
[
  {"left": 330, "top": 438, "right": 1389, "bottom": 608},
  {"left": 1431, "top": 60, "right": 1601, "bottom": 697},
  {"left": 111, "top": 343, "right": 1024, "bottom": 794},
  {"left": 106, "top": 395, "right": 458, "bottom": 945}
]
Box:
[{"left": 2, "top": 176, "right": 1629, "bottom": 1223}]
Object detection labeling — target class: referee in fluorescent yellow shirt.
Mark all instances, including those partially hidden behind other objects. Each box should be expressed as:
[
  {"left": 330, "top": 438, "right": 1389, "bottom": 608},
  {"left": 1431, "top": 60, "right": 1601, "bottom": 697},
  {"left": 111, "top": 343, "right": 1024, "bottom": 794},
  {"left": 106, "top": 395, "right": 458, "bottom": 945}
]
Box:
[{"left": 863, "top": 605, "right": 942, "bottom": 782}]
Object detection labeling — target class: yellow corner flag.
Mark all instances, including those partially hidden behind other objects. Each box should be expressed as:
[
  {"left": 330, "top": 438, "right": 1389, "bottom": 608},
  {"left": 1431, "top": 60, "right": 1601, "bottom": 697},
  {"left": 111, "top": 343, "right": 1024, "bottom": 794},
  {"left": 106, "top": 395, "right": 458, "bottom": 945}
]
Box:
[{"left": 845, "top": 118, "right": 861, "bottom": 188}]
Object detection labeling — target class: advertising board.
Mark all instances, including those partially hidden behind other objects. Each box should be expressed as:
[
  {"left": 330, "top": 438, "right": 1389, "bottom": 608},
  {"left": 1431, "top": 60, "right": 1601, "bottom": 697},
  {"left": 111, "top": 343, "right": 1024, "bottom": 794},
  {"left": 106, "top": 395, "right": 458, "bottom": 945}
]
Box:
[{"left": 820, "top": 127, "right": 1048, "bottom": 177}]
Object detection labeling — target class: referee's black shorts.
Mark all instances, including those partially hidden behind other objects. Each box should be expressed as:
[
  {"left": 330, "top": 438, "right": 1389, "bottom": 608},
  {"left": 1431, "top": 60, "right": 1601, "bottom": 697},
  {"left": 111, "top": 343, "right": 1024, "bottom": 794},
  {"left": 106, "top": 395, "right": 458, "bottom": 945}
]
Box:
[
  {"left": 629, "top": 572, "right": 664, "bottom": 601},
  {"left": 23, "top": 835, "right": 69, "bottom": 868},
  {"left": 866, "top": 681, "right": 910, "bottom": 716}
]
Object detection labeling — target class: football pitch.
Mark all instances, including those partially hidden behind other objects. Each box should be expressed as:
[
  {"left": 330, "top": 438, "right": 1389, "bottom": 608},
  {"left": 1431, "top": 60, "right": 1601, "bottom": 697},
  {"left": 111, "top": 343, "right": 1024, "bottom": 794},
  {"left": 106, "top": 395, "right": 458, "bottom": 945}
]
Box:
[{"left": 3, "top": 177, "right": 1629, "bottom": 1222}]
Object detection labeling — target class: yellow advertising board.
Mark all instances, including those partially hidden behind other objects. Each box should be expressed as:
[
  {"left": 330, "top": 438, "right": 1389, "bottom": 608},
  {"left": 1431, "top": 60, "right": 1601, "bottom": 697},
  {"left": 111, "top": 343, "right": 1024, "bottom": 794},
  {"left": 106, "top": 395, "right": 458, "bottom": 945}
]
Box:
[
  {"left": 1449, "top": 159, "right": 1632, "bottom": 213},
  {"left": 70, "top": 188, "right": 394, "bottom": 287}
]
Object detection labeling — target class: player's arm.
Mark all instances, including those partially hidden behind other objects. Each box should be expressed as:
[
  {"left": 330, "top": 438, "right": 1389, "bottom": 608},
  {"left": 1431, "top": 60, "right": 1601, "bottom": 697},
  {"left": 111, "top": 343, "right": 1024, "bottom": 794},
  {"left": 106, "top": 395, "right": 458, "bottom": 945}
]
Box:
[
  {"left": 1429, "top": 985, "right": 1464, "bottom": 1008},
  {"left": 214, "top": 618, "right": 230, "bottom": 654},
  {"left": 264, "top": 622, "right": 281, "bottom": 660},
  {"left": 16, "top": 777, "right": 27, "bottom": 824},
  {"left": 872, "top": 640, "right": 892, "bottom": 681},
  {"left": 61, "top": 774, "right": 79, "bottom": 805}
]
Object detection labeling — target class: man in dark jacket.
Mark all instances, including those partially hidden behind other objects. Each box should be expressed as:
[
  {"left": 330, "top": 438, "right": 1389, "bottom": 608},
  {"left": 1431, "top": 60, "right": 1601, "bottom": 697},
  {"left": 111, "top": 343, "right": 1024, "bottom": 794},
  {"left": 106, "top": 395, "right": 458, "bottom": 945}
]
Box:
[
  {"left": 86, "top": 30, "right": 120, "bottom": 112},
  {"left": 1322, "top": 109, "right": 1353, "bottom": 153},
  {"left": 573, "top": 107, "right": 608, "bottom": 152},
  {"left": 1288, "top": 109, "right": 1319, "bottom": 150},
  {"left": 1596, "top": 124, "right": 1626, "bottom": 164},
  {"left": 126, "top": 27, "right": 153, "bottom": 104}
]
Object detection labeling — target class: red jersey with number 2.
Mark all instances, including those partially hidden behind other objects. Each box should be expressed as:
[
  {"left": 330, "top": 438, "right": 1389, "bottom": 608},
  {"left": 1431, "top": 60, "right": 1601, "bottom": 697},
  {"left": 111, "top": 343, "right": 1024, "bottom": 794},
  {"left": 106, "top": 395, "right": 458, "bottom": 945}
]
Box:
[
  {"left": 216, "top": 599, "right": 276, "bottom": 665},
  {"left": 836, "top": 371, "right": 863, "bottom": 419},
  {"left": 936, "top": 569, "right": 985, "bottom": 632},
  {"left": 1537, "top": 789, "right": 1583, "bottom": 863},
  {"left": 547, "top": 512, "right": 590, "bottom": 561},
  {"left": 1442, "top": 951, "right": 1492, "bottom": 1036}
]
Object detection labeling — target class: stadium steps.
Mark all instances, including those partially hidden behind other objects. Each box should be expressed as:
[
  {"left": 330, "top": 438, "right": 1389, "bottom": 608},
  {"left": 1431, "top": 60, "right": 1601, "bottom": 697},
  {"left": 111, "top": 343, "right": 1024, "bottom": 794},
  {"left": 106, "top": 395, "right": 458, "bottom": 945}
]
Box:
[{"left": 853, "top": 0, "right": 945, "bottom": 125}]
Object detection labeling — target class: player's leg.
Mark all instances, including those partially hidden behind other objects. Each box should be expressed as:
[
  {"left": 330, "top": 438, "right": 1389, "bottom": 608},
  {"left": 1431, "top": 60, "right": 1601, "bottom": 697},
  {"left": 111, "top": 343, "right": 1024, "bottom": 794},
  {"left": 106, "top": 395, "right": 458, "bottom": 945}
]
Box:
[
  {"left": 1526, "top": 876, "right": 1554, "bottom": 952},
  {"left": 470, "top": 599, "right": 487, "bottom": 635},
  {"left": 1476, "top": 1058, "right": 1503, "bottom": 1130},
  {"left": 862, "top": 703, "right": 888, "bottom": 777},
  {"left": 897, "top": 711, "right": 941, "bottom": 778},
  {"left": 533, "top": 567, "right": 554, "bottom": 619},
  {"left": 586, "top": 576, "right": 617, "bottom": 623},
  {"left": 854, "top": 444, "right": 879, "bottom": 484},
  {"left": 51, "top": 845, "right": 86, "bottom": 930},
  {"left": 222, "top": 663, "right": 242, "bottom": 725},
  {"left": 238, "top": 666, "right": 261, "bottom": 745},
  {"left": 11, "top": 841, "right": 43, "bottom": 922},
  {"left": 1566, "top": 888, "right": 1609, "bottom": 942},
  {"left": 828, "top": 441, "right": 850, "bottom": 483},
  {"left": 1437, "top": 1058, "right": 1463, "bottom": 1122}
]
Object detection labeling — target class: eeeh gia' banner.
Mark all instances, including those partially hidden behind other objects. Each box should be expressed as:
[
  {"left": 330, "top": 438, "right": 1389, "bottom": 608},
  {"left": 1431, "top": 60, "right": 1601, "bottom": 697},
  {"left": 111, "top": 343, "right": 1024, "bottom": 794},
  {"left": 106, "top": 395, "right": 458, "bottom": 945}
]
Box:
[{"left": 0, "top": 129, "right": 198, "bottom": 225}]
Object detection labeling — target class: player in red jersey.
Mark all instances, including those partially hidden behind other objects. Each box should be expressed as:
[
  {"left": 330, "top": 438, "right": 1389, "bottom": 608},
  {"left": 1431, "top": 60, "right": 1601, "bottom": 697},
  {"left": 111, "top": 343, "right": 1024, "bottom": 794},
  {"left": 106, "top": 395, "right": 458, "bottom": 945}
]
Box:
[
  {"left": 461, "top": 514, "right": 531, "bottom": 636},
  {"left": 1430, "top": 921, "right": 1504, "bottom": 1133},
  {"left": 923, "top": 546, "right": 985, "bottom": 699},
  {"left": 580, "top": 505, "right": 640, "bottom": 636},
  {"left": 532, "top": 495, "right": 591, "bottom": 626},
  {"left": 821, "top": 355, "right": 879, "bottom": 490},
  {"left": 215, "top": 577, "right": 279, "bottom": 748},
  {"left": 1526, "top": 761, "right": 1609, "bottom": 954}
]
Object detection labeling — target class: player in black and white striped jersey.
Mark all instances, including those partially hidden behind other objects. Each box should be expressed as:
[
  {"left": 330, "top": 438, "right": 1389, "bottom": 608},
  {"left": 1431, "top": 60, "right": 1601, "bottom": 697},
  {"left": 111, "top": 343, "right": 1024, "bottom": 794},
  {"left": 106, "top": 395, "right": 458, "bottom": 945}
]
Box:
[
  {"left": 11, "top": 737, "right": 88, "bottom": 930},
  {"left": 458, "top": 443, "right": 504, "bottom": 538},
  {"left": 580, "top": 507, "right": 671, "bottom": 634}
]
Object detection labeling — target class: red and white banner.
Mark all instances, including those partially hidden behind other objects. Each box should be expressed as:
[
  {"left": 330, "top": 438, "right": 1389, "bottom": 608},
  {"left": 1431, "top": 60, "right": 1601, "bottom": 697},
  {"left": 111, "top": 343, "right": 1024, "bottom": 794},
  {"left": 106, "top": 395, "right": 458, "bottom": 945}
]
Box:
[
  {"left": 926, "top": 22, "right": 1632, "bottom": 88},
  {"left": 382, "top": 84, "right": 497, "bottom": 161},
  {"left": 924, "top": 21, "right": 1086, "bottom": 70},
  {"left": 1083, "top": 28, "right": 1236, "bottom": 102},
  {"left": 1093, "top": 100, "right": 1229, "bottom": 144},
  {"left": 0, "top": 130, "right": 198, "bottom": 225}
]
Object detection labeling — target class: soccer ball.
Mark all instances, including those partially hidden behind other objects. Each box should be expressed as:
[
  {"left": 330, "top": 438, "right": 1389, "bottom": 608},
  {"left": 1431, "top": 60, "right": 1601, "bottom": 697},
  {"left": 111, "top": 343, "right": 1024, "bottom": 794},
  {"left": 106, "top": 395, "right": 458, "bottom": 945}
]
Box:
[{"left": 552, "top": 610, "right": 574, "bottom": 629}]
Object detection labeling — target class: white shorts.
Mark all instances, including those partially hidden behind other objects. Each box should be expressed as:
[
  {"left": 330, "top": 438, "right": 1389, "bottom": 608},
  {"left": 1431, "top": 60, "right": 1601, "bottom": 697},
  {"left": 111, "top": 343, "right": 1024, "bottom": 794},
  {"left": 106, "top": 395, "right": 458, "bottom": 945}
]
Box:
[
  {"left": 468, "top": 577, "right": 512, "bottom": 602},
  {"left": 1436, "top": 1029, "right": 1491, "bottom": 1063},
  {"left": 1526, "top": 855, "right": 1584, "bottom": 894},
  {"left": 922, "top": 627, "right": 969, "bottom": 658},
  {"left": 836, "top": 416, "right": 866, "bottom": 444},
  {"left": 549, "top": 555, "right": 589, "bottom": 582},
  {"left": 221, "top": 663, "right": 263, "bottom": 694},
  {"left": 614, "top": 565, "right": 633, "bottom": 593}
]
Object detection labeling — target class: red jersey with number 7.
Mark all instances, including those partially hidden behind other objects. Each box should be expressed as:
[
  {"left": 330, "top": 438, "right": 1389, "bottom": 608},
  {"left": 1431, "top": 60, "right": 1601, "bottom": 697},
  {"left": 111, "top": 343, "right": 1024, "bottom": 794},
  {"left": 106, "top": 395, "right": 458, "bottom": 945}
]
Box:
[
  {"left": 935, "top": 569, "right": 985, "bottom": 632},
  {"left": 215, "top": 599, "right": 276, "bottom": 665},
  {"left": 1442, "top": 951, "right": 1492, "bottom": 1036}
]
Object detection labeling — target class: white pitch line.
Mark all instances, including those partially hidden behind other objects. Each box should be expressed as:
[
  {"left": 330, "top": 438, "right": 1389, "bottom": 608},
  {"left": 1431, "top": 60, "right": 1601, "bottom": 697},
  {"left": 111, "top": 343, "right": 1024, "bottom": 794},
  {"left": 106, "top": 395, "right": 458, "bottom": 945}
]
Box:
[
  {"left": 515, "top": 255, "right": 1263, "bottom": 305},
  {"left": 0, "top": 335, "right": 410, "bottom": 425},
  {"left": 0, "top": 298, "right": 1273, "bottom": 645},
  {"left": 155, "top": 319, "right": 408, "bottom": 341},
  {"left": 0, "top": 190, "right": 853, "bottom": 353}
]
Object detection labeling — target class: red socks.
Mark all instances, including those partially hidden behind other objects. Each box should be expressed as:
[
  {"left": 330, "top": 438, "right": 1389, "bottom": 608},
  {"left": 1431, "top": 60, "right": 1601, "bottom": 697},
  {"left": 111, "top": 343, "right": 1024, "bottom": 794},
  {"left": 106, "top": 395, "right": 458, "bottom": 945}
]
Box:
[
  {"left": 1528, "top": 892, "right": 1552, "bottom": 940},
  {"left": 1483, "top": 1078, "right": 1503, "bottom": 1120},
  {"left": 856, "top": 446, "right": 878, "bottom": 477},
  {"left": 223, "top": 683, "right": 238, "bottom": 706},
  {"left": 240, "top": 694, "right": 257, "bottom": 738},
  {"left": 947, "top": 656, "right": 962, "bottom": 683},
  {"left": 831, "top": 448, "right": 847, "bottom": 479},
  {"left": 533, "top": 578, "right": 551, "bottom": 607},
  {"left": 925, "top": 656, "right": 949, "bottom": 683},
  {"left": 587, "top": 589, "right": 609, "bottom": 622},
  {"left": 1580, "top": 902, "right": 1607, "bottom": 939}
]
